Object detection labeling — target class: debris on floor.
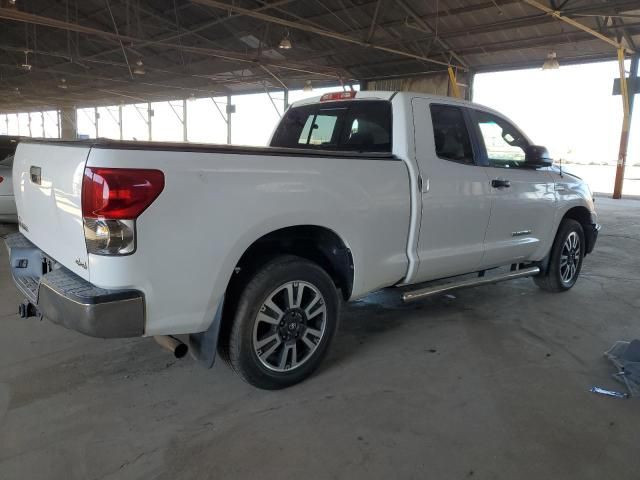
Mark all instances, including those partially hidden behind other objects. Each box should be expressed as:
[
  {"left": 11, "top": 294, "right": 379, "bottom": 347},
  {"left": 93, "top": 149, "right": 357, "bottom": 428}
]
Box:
[
  {"left": 590, "top": 386, "right": 629, "bottom": 399},
  {"left": 601, "top": 340, "right": 640, "bottom": 398}
]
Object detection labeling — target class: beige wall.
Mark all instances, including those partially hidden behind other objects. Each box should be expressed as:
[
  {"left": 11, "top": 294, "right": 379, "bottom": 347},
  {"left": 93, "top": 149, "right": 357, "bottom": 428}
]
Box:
[
  {"left": 362, "top": 71, "right": 471, "bottom": 100},
  {"left": 59, "top": 106, "right": 77, "bottom": 140}
]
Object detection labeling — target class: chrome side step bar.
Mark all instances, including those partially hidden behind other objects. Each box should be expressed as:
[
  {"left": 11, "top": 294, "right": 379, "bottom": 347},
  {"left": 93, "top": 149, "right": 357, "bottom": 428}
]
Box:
[{"left": 402, "top": 266, "right": 540, "bottom": 303}]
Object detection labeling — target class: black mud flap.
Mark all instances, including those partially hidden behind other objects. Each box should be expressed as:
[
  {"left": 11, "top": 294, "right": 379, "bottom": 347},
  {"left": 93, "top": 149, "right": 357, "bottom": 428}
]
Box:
[{"left": 188, "top": 296, "right": 225, "bottom": 369}]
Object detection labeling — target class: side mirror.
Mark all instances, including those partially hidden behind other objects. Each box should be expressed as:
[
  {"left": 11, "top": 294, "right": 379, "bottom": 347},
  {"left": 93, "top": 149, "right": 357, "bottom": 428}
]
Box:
[{"left": 525, "top": 145, "right": 553, "bottom": 168}]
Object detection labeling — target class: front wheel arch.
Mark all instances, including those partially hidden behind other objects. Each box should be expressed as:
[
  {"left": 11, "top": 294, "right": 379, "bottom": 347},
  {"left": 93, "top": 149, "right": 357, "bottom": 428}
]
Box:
[
  {"left": 534, "top": 218, "right": 585, "bottom": 292},
  {"left": 561, "top": 206, "right": 595, "bottom": 253}
]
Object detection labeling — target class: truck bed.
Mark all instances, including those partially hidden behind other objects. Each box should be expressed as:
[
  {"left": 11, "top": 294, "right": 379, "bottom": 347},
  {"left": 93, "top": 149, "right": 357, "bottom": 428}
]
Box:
[
  {"left": 27, "top": 138, "right": 397, "bottom": 160},
  {"left": 13, "top": 139, "right": 411, "bottom": 335}
]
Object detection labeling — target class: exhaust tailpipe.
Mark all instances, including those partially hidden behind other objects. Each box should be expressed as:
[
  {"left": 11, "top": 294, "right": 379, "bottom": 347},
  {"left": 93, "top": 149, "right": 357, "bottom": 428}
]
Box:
[{"left": 154, "top": 335, "right": 189, "bottom": 359}]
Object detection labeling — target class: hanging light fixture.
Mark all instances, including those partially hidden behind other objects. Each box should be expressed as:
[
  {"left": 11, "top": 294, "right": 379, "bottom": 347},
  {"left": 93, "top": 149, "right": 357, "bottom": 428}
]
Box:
[
  {"left": 303, "top": 80, "right": 313, "bottom": 92},
  {"left": 542, "top": 51, "right": 560, "bottom": 70},
  {"left": 279, "top": 30, "right": 292, "bottom": 49},
  {"left": 133, "top": 59, "right": 146, "bottom": 75},
  {"left": 20, "top": 51, "right": 32, "bottom": 71},
  {"left": 58, "top": 78, "right": 68, "bottom": 89}
]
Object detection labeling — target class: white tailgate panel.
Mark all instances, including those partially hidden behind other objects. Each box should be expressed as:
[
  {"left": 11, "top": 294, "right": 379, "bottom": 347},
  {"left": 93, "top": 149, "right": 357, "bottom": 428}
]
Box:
[{"left": 13, "top": 142, "right": 91, "bottom": 280}]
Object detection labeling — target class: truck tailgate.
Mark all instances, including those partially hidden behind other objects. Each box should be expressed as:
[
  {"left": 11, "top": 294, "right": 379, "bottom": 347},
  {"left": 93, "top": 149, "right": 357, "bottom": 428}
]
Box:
[{"left": 13, "top": 142, "right": 91, "bottom": 280}]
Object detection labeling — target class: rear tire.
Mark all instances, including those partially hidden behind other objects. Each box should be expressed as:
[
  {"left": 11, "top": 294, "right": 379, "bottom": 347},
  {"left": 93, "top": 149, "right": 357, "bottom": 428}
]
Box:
[
  {"left": 534, "top": 218, "right": 585, "bottom": 292},
  {"left": 225, "top": 255, "right": 339, "bottom": 390}
]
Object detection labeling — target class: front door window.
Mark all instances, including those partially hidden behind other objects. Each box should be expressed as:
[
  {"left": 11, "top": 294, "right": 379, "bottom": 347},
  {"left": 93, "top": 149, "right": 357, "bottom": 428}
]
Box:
[{"left": 475, "top": 111, "right": 528, "bottom": 168}]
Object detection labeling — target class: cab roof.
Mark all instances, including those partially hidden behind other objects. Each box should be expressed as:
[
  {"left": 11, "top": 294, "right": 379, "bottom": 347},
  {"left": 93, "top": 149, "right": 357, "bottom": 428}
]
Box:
[{"left": 289, "top": 90, "right": 481, "bottom": 109}]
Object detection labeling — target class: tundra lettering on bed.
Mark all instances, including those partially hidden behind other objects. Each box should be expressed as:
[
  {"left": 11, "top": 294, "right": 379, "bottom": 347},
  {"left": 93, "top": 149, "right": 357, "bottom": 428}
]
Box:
[{"left": 4, "top": 91, "right": 600, "bottom": 389}]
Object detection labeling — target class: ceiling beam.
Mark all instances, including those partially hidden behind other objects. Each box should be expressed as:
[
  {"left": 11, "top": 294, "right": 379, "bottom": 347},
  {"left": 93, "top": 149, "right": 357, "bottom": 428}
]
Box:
[
  {"left": 0, "top": 8, "right": 350, "bottom": 80},
  {"left": 366, "top": 0, "right": 383, "bottom": 43},
  {"left": 290, "top": 0, "right": 640, "bottom": 65},
  {"left": 522, "top": 0, "right": 634, "bottom": 53},
  {"left": 394, "top": 0, "right": 468, "bottom": 68},
  {"left": 189, "top": 0, "right": 464, "bottom": 69},
  {"left": 318, "top": 0, "right": 639, "bottom": 46},
  {"left": 38, "top": 0, "right": 301, "bottom": 64}
]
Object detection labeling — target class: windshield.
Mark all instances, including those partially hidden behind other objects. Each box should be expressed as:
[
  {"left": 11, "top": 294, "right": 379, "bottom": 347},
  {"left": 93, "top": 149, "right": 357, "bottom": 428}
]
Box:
[{"left": 270, "top": 100, "right": 392, "bottom": 152}]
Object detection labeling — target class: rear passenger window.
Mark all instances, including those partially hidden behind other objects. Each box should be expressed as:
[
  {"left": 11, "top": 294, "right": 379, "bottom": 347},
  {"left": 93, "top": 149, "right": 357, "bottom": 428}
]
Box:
[
  {"left": 271, "top": 100, "right": 391, "bottom": 152},
  {"left": 298, "top": 113, "right": 339, "bottom": 145},
  {"left": 430, "top": 105, "right": 474, "bottom": 164}
]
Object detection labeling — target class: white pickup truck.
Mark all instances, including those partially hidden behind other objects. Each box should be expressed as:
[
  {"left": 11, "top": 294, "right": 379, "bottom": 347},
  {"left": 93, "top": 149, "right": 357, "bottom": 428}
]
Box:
[{"left": 5, "top": 91, "right": 599, "bottom": 389}]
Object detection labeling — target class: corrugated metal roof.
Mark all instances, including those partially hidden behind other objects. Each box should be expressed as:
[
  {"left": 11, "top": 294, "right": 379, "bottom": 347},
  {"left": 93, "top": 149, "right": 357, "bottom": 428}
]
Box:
[{"left": 0, "top": 0, "right": 637, "bottom": 111}]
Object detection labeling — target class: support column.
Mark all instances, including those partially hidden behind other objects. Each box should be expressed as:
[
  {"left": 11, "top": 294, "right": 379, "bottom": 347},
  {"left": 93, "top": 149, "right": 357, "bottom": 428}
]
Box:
[
  {"left": 226, "top": 95, "right": 232, "bottom": 145},
  {"left": 467, "top": 71, "right": 476, "bottom": 101},
  {"left": 94, "top": 107, "right": 99, "bottom": 138},
  {"left": 183, "top": 99, "right": 188, "bottom": 142},
  {"left": 119, "top": 105, "right": 123, "bottom": 140},
  {"left": 59, "top": 106, "right": 77, "bottom": 140},
  {"left": 613, "top": 53, "right": 639, "bottom": 199},
  {"left": 284, "top": 88, "right": 289, "bottom": 111},
  {"left": 147, "top": 103, "right": 153, "bottom": 141}
]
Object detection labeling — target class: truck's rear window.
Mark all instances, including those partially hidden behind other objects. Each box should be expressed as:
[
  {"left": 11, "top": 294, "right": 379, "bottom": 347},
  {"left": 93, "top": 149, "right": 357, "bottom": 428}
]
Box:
[{"left": 270, "top": 100, "right": 392, "bottom": 152}]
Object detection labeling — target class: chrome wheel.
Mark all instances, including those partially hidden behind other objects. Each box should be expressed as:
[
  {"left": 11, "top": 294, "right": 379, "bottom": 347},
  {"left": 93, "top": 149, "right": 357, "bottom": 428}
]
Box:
[
  {"left": 252, "top": 280, "right": 327, "bottom": 372},
  {"left": 560, "top": 231, "right": 581, "bottom": 284}
]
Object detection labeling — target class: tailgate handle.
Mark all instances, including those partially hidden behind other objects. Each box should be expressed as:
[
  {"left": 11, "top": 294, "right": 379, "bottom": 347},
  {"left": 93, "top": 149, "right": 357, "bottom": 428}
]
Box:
[{"left": 30, "top": 166, "right": 41, "bottom": 185}]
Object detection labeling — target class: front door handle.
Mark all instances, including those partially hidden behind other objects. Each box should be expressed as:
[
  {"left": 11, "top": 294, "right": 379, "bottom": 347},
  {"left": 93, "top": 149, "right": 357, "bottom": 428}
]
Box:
[{"left": 491, "top": 178, "right": 510, "bottom": 188}]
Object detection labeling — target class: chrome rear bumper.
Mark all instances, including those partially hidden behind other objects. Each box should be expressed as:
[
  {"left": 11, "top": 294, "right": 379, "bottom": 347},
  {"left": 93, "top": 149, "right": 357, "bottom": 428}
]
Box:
[{"left": 4, "top": 232, "right": 145, "bottom": 338}]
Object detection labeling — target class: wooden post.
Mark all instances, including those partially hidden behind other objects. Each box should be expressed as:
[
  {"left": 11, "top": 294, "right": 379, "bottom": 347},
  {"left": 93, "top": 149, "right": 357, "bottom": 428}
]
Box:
[{"left": 613, "top": 51, "right": 639, "bottom": 199}]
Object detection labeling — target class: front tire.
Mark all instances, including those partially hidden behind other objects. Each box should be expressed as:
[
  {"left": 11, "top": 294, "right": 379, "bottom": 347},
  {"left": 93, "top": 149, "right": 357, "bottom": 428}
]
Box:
[
  {"left": 225, "top": 255, "right": 339, "bottom": 390},
  {"left": 534, "top": 218, "right": 585, "bottom": 292}
]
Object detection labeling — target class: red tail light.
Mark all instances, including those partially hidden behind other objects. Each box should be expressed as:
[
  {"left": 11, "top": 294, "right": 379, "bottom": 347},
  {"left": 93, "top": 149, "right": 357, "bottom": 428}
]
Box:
[
  {"left": 0, "top": 176, "right": 4, "bottom": 184},
  {"left": 82, "top": 167, "right": 164, "bottom": 220},
  {"left": 320, "top": 91, "right": 356, "bottom": 102}
]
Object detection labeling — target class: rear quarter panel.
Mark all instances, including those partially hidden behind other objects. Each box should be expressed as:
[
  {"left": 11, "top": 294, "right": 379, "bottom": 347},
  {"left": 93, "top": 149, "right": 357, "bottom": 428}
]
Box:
[{"left": 86, "top": 147, "right": 411, "bottom": 335}]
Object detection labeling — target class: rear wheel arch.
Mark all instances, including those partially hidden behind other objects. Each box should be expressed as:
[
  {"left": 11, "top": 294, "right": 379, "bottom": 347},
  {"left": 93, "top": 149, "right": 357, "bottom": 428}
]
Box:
[
  {"left": 217, "top": 226, "right": 353, "bottom": 353},
  {"left": 228, "top": 225, "right": 354, "bottom": 299}
]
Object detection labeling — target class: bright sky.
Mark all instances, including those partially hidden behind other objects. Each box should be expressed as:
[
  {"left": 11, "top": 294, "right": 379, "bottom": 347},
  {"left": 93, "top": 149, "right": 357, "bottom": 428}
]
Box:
[
  {"left": 1, "top": 62, "right": 637, "bottom": 170},
  {"left": 73, "top": 85, "right": 347, "bottom": 146},
  {"left": 473, "top": 60, "right": 639, "bottom": 165}
]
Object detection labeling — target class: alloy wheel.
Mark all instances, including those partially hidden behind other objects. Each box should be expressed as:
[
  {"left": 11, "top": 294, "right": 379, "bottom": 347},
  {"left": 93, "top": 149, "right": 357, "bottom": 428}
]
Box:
[
  {"left": 252, "top": 280, "right": 327, "bottom": 372},
  {"left": 560, "top": 231, "right": 581, "bottom": 284}
]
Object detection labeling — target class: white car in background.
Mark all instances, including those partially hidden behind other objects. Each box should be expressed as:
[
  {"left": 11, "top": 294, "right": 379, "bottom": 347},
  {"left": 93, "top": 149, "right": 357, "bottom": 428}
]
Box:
[{"left": 0, "top": 136, "right": 19, "bottom": 223}]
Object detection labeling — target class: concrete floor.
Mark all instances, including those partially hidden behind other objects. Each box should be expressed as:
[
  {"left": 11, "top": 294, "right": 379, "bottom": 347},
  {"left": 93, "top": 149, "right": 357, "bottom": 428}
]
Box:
[{"left": 1, "top": 198, "right": 639, "bottom": 480}]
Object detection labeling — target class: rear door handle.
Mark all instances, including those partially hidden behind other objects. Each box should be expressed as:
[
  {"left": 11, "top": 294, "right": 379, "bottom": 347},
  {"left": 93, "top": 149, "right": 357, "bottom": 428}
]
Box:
[{"left": 491, "top": 178, "right": 510, "bottom": 188}]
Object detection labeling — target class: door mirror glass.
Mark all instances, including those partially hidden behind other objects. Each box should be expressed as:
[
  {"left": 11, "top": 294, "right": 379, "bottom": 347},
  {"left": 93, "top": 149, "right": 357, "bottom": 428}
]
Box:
[{"left": 524, "top": 145, "right": 553, "bottom": 168}]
